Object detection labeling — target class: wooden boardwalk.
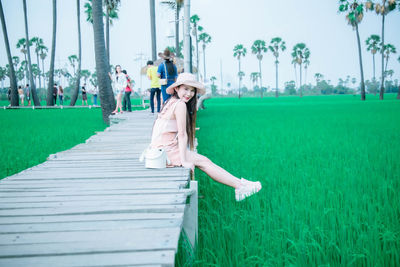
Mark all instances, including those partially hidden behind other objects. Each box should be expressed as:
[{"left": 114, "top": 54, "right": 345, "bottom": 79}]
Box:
[{"left": 0, "top": 110, "right": 198, "bottom": 267}]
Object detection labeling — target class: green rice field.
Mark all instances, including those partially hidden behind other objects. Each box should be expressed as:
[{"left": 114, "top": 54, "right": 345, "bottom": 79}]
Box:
[
  {"left": 177, "top": 94, "right": 400, "bottom": 266},
  {"left": 1, "top": 94, "right": 399, "bottom": 266},
  {"left": 0, "top": 108, "right": 107, "bottom": 179}
]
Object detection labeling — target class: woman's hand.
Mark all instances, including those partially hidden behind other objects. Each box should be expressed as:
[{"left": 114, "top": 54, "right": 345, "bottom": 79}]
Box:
[{"left": 181, "top": 161, "right": 194, "bottom": 171}]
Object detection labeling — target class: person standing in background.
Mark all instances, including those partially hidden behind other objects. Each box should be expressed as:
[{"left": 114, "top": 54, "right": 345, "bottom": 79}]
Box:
[
  {"left": 157, "top": 48, "right": 177, "bottom": 103},
  {"left": 147, "top": 60, "right": 161, "bottom": 113},
  {"left": 122, "top": 70, "right": 132, "bottom": 112},
  {"left": 82, "top": 83, "right": 88, "bottom": 106},
  {"left": 58, "top": 85, "right": 64, "bottom": 105},
  {"left": 108, "top": 65, "right": 127, "bottom": 114},
  {"left": 24, "top": 84, "right": 31, "bottom": 106},
  {"left": 92, "top": 85, "right": 98, "bottom": 106},
  {"left": 53, "top": 83, "right": 58, "bottom": 105},
  {"left": 18, "top": 85, "right": 25, "bottom": 106}
]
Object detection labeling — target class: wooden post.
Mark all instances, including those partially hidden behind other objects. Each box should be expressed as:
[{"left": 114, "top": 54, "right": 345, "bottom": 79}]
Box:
[{"left": 183, "top": 180, "right": 198, "bottom": 251}]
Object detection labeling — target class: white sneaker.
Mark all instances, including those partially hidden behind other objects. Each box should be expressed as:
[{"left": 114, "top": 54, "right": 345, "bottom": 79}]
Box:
[{"left": 235, "top": 178, "right": 262, "bottom": 202}]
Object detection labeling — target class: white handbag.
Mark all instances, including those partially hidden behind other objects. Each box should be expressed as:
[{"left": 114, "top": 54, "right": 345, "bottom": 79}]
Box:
[
  {"left": 139, "top": 100, "right": 180, "bottom": 169},
  {"left": 140, "top": 147, "right": 170, "bottom": 169}
]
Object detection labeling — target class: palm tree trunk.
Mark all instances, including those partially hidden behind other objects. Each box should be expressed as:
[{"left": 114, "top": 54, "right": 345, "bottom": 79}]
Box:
[
  {"left": 275, "top": 61, "right": 279, "bottom": 98},
  {"left": 149, "top": 0, "right": 157, "bottom": 61},
  {"left": 379, "top": 11, "right": 385, "bottom": 100},
  {"left": 175, "top": 7, "right": 179, "bottom": 57},
  {"left": 299, "top": 63, "right": 303, "bottom": 97},
  {"left": 294, "top": 65, "right": 298, "bottom": 89},
  {"left": 93, "top": 0, "right": 114, "bottom": 124},
  {"left": 384, "top": 56, "right": 389, "bottom": 73},
  {"left": 106, "top": 8, "right": 110, "bottom": 65},
  {"left": 372, "top": 53, "right": 376, "bottom": 81},
  {"left": 47, "top": 0, "right": 56, "bottom": 105},
  {"left": 22, "top": 0, "right": 40, "bottom": 106},
  {"left": 36, "top": 52, "right": 41, "bottom": 88},
  {"left": 258, "top": 58, "right": 263, "bottom": 98},
  {"left": 41, "top": 58, "right": 45, "bottom": 84},
  {"left": 397, "top": 85, "right": 400, "bottom": 99},
  {"left": 202, "top": 44, "right": 206, "bottom": 81},
  {"left": 355, "top": 23, "right": 366, "bottom": 101},
  {"left": 238, "top": 58, "right": 241, "bottom": 99},
  {"left": 195, "top": 26, "right": 199, "bottom": 80},
  {"left": 70, "top": 0, "right": 81, "bottom": 106},
  {"left": 0, "top": 0, "right": 18, "bottom": 106}
]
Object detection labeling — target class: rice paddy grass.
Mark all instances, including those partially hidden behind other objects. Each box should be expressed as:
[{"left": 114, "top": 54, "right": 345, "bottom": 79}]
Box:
[
  {"left": 176, "top": 94, "right": 400, "bottom": 266},
  {"left": 0, "top": 108, "right": 107, "bottom": 179}
]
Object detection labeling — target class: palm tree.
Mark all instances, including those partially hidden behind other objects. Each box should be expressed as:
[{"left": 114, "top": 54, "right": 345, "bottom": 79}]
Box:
[
  {"left": 70, "top": 0, "right": 82, "bottom": 106},
  {"left": 210, "top": 76, "right": 217, "bottom": 95},
  {"left": 365, "top": 34, "right": 381, "bottom": 81},
  {"left": 149, "top": 0, "right": 156, "bottom": 61},
  {"left": 0, "top": 0, "right": 18, "bottom": 106},
  {"left": 292, "top": 43, "right": 310, "bottom": 97},
  {"left": 291, "top": 56, "right": 298, "bottom": 89},
  {"left": 233, "top": 44, "right": 247, "bottom": 99},
  {"left": 338, "top": 0, "right": 366, "bottom": 100},
  {"left": 382, "top": 43, "right": 396, "bottom": 73},
  {"left": 303, "top": 49, "right": 310, "bottom": 85},
  {"left": 190, "top": 14, "right": 202, "bottom": 79},
  {"left": 47, "top": 0, "right": 57, "bottom": 106},
  {"left": 269, "top": 37, "right": 286, "bottom": 98},
  {"left": 198, "top": 32, "right": 211, "bottom": 81},
  {"left": 84, "top": 0, "right": 120, "bottom": 65},
  {"left": 80, "top": 69, "right": 91, "bottom": 84},
  {"left": 161, "top": 0, "right": 184, "bottom": 57},
  {"left": 250, "top": 72, "right": 260, "bottom": 91},
  {"left": 314, "top": 73, "right": 324, "bottom": 83},
  {"left": 105, "top": 0, "right": 120, "bottom": 64},
  {"left": 397, "top": 55, "right": 400, "bottom": 99},
  {"left": 365, "top": 0, "right": 397, "bottom": 100},
  {"left": 31, "top": 37, "right": 47, "bottom": 88},
  {"left": 92, "top": 0, "right": 115, "bottom": 124},
  {"left": 251, "top": 40, "right": 267, "bottom": 98},
  {"left": 22, "top": 0, "right": 40, "bottom": 106},
  {"left": 238, "top": 71, "right": 245, "bottom": 96},
  {"left": 16, "top": 38, "right": 30, "bottom": 84}
]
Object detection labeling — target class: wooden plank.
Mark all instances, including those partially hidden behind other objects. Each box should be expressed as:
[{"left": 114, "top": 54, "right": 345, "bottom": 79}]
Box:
[
  {"left": 0, "top": 212, "right": 183, "bottom": 224},
  {"left": 0, "top": 181, "right": 188, "bottom": 190},
  {"left": 0, "top": 193, "right": 187, "bottom": 203},
  {"left": 0, "top": 189, "right": 185, "bottom": 197},
  {"left": 0, "top": 250, "right": 174, "bottom": 267},
  {"left": 0, "top": 195, "right": 187, "bottom": 208},
  {"left": 0, "top": 177, "right": 188, "bottom": 184},
  {"left": 0, "top": 218, "right": 183, "bottom": 234},
  {"left": 0, "top": 228, "right": 181, "bottom": 256},
  {"left": 0, "top": 204, "right": 185, "bottom": 216}
]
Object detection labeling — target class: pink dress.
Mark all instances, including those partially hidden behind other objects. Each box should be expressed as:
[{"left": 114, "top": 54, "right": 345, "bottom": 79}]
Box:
[{"left": 150, "top": 98, "right": 183, "bottom": 167}]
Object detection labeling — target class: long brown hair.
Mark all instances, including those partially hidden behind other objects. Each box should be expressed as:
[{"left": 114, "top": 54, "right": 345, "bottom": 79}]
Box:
[{"left": 165, "top": 87, "right": 198, "bottom": 150}]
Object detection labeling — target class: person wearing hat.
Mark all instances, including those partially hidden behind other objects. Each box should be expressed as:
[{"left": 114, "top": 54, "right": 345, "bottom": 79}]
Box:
[
  {"left": 149, "top": 73, "right": 262, "bottom": 201},
  {"left": 157, "top": 48, "right": 178, "bottom": 103}
]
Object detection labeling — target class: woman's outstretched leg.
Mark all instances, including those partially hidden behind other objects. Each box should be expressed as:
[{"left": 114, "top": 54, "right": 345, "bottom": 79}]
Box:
[
  {"left": 186, "top": 151, "right": 241, "bottom": 188},
  {"left": 186, "top": 151, "right": 262, "bottom": 201}
]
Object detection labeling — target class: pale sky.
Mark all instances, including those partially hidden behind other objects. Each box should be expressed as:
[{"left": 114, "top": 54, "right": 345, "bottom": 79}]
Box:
[{"left": 1, "top": 0, "right": 400, "bottom": 91}]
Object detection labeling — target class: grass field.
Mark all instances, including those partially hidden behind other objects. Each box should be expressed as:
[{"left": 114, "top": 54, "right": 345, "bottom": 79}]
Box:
[
  {"left": 176, "top": 94, "right": 400, "bottom": 266},
  {"left": 0, "top": 108, "right": 108, "bottom": 179},
  {"left": 1, "top": 94, "right": 399, "bottom": 266}
]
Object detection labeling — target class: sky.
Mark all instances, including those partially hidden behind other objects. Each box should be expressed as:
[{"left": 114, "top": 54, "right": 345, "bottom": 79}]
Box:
[{"left": 1, "top": 0, "right": 400, "bottom": 91}]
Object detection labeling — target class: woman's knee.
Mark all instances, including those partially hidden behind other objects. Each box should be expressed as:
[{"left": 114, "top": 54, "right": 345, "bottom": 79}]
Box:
[{"left": 189, "top": 152, "right": 212, "bottom": 168}]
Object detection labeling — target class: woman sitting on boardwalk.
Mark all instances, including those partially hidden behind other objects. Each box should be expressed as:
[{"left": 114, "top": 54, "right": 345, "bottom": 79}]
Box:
[{"left": 150, "top": 73, "right": 262, "bottom": 201}]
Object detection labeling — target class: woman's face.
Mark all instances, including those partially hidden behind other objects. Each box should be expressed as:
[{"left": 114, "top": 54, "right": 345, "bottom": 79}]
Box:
[
  {"left": 116, "top": 66, "right": 121, "bottom": 73},
  {"left": 176, "top": 85, "right": 196, "bottom": 103}
]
